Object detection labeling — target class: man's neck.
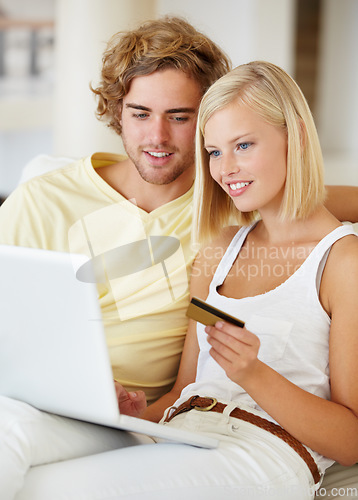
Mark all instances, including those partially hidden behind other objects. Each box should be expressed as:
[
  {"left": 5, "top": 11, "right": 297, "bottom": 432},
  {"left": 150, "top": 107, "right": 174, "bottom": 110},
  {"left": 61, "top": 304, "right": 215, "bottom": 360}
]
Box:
[{"left": 95, "top": 157, "right": 194, "bottom": 213}]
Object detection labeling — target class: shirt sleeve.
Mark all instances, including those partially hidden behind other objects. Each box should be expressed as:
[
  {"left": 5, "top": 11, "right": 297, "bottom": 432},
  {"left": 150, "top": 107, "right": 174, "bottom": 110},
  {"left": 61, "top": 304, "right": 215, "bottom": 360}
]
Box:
[{"left": 0, "top": 182, "right": 52, "bottom": 249}]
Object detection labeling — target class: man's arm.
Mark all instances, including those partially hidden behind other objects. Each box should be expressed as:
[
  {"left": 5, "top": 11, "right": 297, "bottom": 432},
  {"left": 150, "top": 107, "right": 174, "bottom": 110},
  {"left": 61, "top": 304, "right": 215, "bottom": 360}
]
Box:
[{"left": 325, "top": 186, "right": 358, "bottom": 222}]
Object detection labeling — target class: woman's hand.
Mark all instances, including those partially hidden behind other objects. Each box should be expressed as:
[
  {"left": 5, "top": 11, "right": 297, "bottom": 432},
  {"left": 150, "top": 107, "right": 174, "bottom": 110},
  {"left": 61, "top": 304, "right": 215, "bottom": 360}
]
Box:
[
  {"left": 205, "top": 321, "right": 261, "bottom": 385},
  {"left": 114, "top": 381, "right": 147, "bottom": 417}
]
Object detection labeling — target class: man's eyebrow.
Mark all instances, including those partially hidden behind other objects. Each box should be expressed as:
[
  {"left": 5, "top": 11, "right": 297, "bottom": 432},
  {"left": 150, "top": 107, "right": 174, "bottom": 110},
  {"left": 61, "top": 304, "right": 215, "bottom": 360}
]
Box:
[
  {"left": 126, "top": 103, "right": 151, "bottom": 111},
  {"left": 167, "top": 108, "right": 196, "bottom": 114},
  {"left": 125, "top": 103, "right": 196, "bottom": 114}
]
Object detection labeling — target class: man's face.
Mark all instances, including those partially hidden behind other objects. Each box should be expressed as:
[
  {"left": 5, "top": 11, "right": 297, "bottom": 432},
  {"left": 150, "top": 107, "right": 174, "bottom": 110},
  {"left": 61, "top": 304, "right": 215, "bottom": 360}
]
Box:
[{"left": 120, "top": 68, "right": 203, "bottom": 185}]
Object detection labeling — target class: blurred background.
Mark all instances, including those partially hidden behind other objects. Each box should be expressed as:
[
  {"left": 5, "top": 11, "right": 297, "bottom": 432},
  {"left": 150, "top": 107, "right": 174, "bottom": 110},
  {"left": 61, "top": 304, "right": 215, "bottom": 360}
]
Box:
[{"left": 0, "top": 0, "right": 357, "bottom": 202}]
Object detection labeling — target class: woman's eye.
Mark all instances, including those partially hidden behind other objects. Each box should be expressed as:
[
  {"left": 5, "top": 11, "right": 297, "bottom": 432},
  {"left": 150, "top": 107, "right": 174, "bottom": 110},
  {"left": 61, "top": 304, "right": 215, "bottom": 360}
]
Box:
[
  {"left": 208, "top": 150, "right": 221, "bottom": 158},
  {"left": 238, "top": 142, "right": 251, "bottom": 150}
]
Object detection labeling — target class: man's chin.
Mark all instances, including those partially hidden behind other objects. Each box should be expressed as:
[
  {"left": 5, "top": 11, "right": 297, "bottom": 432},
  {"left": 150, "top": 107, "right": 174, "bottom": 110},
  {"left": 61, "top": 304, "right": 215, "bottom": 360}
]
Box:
[{"left": 136, "top": 165, "right": 186, "bottom": 186}]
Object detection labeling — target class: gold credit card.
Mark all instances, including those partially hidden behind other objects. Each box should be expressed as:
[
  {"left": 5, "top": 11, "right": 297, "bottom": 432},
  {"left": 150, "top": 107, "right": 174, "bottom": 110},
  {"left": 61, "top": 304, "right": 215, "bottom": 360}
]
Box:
[{"left": 186, "top": 297, "right": 245, "bottom": 328}]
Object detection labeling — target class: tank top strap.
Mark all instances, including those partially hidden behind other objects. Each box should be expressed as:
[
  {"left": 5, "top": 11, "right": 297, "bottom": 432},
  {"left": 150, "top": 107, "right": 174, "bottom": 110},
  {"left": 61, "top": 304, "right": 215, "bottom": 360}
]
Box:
[
  {"left": 208, "top": 223, "right": 356, "bottom": 295},
  {"left": 208, "top": 223, "right": 256, "bottom": 293},
  {"left": 312, "top": 224, "right": 357, "bottom": 291},
  {"left": 308, "top": 224, "right": 356, "bottom": 268}
]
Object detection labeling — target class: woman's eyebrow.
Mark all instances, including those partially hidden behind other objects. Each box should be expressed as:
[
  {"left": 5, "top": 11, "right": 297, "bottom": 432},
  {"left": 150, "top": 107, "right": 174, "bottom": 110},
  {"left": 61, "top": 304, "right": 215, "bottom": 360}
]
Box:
[{"left": 205, "top": 133, "right": 253, "bottom": 148}]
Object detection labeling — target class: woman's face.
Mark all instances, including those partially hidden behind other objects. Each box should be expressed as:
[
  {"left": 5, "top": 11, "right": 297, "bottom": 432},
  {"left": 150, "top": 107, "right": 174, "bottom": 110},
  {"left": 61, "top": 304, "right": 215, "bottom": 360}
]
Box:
[{"left": 204, "top": 100, "right": 288, "bottom": 218}]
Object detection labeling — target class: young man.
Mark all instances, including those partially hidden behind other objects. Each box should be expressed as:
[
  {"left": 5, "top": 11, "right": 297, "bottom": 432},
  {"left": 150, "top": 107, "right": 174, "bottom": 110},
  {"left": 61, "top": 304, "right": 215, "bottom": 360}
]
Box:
[
  {"left": 0, "top": 16, "right": 356, "bottom": 408},
  {"left": 0, "top": 17, "right": 231, "bottom": 406}
]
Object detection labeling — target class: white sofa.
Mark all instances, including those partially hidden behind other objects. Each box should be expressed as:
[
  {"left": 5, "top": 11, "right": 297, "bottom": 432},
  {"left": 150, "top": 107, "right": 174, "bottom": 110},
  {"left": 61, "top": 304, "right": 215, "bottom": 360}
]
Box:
[{"left": 6, "top": 156, "right": 358, "bottom": 497}]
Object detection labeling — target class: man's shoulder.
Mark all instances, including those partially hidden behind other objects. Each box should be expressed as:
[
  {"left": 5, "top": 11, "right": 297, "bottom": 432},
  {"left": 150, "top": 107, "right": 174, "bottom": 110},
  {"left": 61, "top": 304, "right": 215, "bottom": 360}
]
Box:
[
  {"left": 3, "top": 156, "right": 89, "bottom": 212},
  {"left": 19, "top": 152, "right": 127, "bottom": 187}
]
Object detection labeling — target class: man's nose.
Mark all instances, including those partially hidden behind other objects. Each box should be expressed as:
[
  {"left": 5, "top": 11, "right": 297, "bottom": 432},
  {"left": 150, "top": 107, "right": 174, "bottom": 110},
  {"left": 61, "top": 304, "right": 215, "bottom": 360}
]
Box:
[{"left": 149, "top": 117, "right": 170, "bottom": 144}]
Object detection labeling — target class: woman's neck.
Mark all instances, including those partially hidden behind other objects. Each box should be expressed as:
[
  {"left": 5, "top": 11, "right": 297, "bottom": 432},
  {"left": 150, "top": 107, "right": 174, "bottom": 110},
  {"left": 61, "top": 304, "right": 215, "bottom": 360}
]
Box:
[{"left": 254, "top": 205, "right": 340, "bottom": 246}]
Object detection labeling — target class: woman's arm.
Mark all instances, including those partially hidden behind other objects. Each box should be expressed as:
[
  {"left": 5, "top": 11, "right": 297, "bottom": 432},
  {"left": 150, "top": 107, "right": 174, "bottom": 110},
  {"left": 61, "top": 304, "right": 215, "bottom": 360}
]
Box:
[
  {"left": 141, "top": 314, "right": 199, "bottom": 422},
  {"left": 325, "top": 185, "right": 358, "bottom": 223},
  {"left": 142, "top": 236, "right": 229, "bottom": 422},
  {"left": 206, "top": 234, "right": 358, "bottom": 465}
]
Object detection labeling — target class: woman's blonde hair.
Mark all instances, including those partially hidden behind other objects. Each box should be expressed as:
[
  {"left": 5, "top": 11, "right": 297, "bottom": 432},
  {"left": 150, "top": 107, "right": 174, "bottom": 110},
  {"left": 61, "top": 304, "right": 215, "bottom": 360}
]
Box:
[{"left": 193, "top": 61, "right": 326, "bottom": 245}]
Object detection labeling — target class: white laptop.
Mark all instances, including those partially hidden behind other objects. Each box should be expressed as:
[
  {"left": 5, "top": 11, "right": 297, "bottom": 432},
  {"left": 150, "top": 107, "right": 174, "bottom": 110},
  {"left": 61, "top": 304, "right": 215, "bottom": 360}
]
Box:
[{"left": 0, "top": 244, "right": 218, "bottom": 449}]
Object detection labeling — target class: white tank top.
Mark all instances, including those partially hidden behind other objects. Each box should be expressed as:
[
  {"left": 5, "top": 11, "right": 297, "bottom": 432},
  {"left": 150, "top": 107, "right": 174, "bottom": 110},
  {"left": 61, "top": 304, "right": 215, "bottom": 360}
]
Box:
[{"left": 180, "top": 224, "right": 357, "bottom": 472}]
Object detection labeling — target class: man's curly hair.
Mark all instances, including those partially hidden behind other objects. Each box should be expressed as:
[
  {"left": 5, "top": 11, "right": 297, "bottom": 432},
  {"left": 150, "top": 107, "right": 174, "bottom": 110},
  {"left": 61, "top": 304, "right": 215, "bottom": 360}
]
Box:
[{"left": 91, "top": 16, "right": 231, "bottom": 135}]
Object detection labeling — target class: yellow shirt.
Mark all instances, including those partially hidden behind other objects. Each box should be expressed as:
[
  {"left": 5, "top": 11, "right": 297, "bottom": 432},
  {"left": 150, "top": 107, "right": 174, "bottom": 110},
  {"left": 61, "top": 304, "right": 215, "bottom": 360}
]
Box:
[{"left": 0, "top": 153, "right": 195, "bottom": 402}]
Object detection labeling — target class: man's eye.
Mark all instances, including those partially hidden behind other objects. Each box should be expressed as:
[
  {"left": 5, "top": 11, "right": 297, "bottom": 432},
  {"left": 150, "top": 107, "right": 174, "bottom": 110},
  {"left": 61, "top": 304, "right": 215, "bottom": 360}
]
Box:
[
  {"left": 172, "top": 116, "right": 188, "bottom": 122},
  {"left": 133, "top": 113, "right": 148, "bottom": 119}
]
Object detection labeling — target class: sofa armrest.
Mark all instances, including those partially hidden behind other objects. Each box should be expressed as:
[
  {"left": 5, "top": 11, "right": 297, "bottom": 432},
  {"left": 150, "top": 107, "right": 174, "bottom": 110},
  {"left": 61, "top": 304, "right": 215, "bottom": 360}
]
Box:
[{"left": 18, "top": 154, "right": 75, "bottom": 184}]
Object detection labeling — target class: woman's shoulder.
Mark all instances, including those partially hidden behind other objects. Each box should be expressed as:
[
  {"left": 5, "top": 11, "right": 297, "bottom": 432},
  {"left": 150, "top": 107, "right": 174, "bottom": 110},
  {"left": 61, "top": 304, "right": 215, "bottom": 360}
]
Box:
[
  {"left": 197, "top": 225, "right": 240, "bottom": 261},
  {"left": 327, "top": 230, "right": 358, "bottom": 269},
  {"left": 190, "top": 226, "right": 241, "bottom": 296},
  {"left": 320, "top": 229, "right": 358, "bottom": 310},
  {"left": 192, "top": 225, "right": 240, "bottom": 274}
]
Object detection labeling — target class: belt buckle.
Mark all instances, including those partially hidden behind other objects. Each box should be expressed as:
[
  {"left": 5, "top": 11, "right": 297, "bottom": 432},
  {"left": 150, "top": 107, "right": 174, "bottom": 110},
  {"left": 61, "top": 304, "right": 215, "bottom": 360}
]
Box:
[{"left": 191, "top": 396, "right": 218, "bottom": 412}]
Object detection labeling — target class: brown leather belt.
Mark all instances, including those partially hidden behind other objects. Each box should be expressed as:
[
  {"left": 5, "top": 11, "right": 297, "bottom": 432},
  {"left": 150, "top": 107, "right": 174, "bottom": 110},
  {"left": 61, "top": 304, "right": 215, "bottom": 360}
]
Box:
[{"left": 164, "top": 395, "right": 321, "bottom": 484}]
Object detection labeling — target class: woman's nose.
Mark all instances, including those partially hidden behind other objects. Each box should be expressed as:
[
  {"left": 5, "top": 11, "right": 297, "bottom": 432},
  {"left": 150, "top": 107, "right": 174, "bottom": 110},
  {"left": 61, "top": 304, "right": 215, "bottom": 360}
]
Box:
[{"left": 220, "top": 154, "right": 240, "bottom": 177}]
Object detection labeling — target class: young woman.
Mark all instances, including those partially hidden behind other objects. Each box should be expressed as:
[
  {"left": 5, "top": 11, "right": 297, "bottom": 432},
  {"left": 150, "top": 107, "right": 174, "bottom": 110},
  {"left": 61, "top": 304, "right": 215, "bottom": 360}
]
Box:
[
  {"left": 140, "top": 60, "right": 358, "bottom": 498},
  {"left": 10, "top": 61, "right": 358, "bottom": 500}
]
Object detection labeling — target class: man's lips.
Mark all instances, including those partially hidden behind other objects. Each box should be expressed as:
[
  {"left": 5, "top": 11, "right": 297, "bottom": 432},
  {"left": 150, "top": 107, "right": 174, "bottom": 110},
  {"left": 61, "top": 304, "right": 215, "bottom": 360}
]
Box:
[
  {"left": 143, "top": 150, "right": 174, "bottom": 165},
  {"left": 145, "top": 151, "right": 172, "bottom": 158}
]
